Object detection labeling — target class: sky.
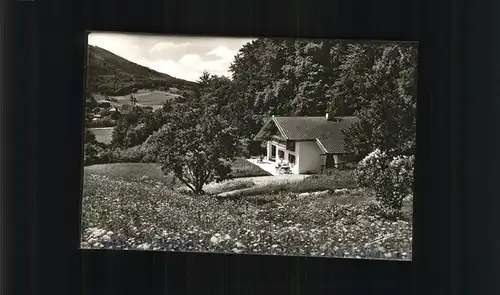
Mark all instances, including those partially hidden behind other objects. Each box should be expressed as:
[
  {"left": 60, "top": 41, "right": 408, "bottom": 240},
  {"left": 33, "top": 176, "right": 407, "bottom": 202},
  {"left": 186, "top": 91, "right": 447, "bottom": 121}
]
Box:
[{"left": 88, "top": 32, "right": 255, "bottom": 82}]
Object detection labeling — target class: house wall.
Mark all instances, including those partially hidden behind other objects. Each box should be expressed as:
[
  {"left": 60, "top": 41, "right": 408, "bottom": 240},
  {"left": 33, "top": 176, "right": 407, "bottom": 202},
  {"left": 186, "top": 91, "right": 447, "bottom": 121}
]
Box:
[
  {"left": 266, "top": 140, "right": 354, "bottom": 173},
  {"left": 296, "top": 141, "right": 323, "bottom": 174}
]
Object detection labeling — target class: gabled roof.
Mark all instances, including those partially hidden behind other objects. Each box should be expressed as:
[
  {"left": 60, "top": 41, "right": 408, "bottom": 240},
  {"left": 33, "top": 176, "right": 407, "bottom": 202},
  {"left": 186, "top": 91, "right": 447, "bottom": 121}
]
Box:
[{"left": 253, "top": 116, "right": 360, "bottom": 154}]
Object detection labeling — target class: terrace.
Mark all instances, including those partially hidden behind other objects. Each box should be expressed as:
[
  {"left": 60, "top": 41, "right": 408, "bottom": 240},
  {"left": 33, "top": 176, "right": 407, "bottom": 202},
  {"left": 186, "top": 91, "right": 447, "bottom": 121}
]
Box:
[{"left": 246, "top": 158, "right": 281, "bottom": 176}]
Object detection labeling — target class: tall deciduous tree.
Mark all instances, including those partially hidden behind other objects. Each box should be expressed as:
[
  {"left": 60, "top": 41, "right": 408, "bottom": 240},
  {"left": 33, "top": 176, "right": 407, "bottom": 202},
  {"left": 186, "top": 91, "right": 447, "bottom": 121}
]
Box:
[
  {"left": 150, "top": 98, "right": 239, "bottom": 194},
  {"left": 341, "top": 43, "right": 418, "bottom": 158}
]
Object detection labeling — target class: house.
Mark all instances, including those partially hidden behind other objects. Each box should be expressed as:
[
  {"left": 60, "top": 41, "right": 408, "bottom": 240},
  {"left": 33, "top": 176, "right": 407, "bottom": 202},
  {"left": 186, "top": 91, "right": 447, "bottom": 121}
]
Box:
[
  {"left": 120, "top": 104, "right": 131, "bottom": 114},
  {"left": 253, "top": 114, "right": 360, "bottom": 174}
]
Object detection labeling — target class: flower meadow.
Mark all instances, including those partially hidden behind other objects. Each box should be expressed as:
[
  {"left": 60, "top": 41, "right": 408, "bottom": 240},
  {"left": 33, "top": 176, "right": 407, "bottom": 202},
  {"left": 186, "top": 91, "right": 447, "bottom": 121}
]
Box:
[{"left": 81, "top": 170, "right": 412, "bottom": 260}]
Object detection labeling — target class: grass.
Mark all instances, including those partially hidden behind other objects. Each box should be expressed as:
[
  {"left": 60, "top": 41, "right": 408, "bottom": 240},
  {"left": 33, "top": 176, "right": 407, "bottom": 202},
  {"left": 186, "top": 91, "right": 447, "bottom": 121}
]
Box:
[
  {"left": 83, "top": 163, "right": 180, "bottom": 188},
  {"left": 87, "top": 127, "right": 114, "bottom": 144},
  {"left": 228, "top": 170, "right": 358, "bottom": 198},
  {"left": 83, "top": 159, "right": 269, "bottom": 192},
  {"left": 81, "top": 173, "right": 412, "bottom": 260},
  {"left": 229, "top": 158, "right": 272, "bottom": 178},
  {"left": 111, "top": 91, "right": 179, "bottom": 107},
  {"left": 204, "top": 179, "right": 256, "bottom": 195}
]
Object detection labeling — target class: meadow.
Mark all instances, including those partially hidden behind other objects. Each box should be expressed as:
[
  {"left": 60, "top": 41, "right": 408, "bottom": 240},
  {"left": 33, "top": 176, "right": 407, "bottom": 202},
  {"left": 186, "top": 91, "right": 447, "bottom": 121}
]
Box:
[
  {"left": 81, "top": 163, "right": 413, "bottom": 260},
  {"left": 87, "top": 127, "right": 114, "bottom": 144},
  {"left": 111, "top": 90, "right": 179, "bottom": 108}
]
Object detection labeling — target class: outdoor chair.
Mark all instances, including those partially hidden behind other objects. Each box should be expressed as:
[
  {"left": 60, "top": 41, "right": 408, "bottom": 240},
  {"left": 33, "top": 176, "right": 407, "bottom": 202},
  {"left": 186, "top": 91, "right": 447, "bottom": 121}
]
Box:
[{"left": 276, "top": 162, "right": 292, "bottom": 174}]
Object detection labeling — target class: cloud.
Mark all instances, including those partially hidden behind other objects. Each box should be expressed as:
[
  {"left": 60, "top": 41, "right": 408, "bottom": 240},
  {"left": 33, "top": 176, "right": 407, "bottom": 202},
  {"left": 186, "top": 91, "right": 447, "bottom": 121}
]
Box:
[
  {"left": 205, "top": 46, "right": 235, "bottom": 61},
  {"left": 142, "top": 54, "right": 230, "bottom": 82},
  {"left": 178, "top": 54, "right": 202, "bottom": 65},
  {"left": 149, "top": 41, "right": 192, "bottom": 53}
]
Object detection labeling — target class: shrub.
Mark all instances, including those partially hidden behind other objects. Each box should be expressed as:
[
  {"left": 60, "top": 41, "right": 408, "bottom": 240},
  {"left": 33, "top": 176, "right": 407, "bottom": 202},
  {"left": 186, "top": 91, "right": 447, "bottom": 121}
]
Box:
[
  {"left": 355, "top": 149, "right": 414, "bottom": 218},
  {"left": 85, "top": 130, "right": 97, "bottom": 143},
  {"left": 84, "top": 143, "right": 111, "bottom": 166}
]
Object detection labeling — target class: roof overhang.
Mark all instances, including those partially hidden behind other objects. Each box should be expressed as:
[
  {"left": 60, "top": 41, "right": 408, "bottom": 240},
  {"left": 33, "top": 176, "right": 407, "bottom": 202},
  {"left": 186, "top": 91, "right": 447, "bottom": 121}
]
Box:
[
  {"left": 315, "top": 138, "right": 329, "bottom": 154},
  {"left": 253, "top": 118, "right": 288, "bottom": 141}
]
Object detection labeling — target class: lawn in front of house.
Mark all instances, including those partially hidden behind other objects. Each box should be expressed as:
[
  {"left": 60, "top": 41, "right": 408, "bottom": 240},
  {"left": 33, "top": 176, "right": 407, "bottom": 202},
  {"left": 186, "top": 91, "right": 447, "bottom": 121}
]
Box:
[{"left": 83, "top": 157, "right": 271, "bottom": 191}]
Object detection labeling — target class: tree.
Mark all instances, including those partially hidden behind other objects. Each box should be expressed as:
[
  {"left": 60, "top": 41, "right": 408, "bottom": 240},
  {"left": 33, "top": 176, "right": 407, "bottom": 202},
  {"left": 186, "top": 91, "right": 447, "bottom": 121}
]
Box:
[
  {"left": 85, "top": 129, "right": 97, "bottom": 143},
  {"left": 129, "top": 94, "right": 138, "bottom": 107},
  {"left": 229, "top": 38, "right": 353, "bottom": 136},
  {"left": 336, "top": 43, "right": 418, "bottom": 158},
  {"left": 197, "top": 70, "right": 213, "bottom": 92},
  {"left": 326, "top": 43, "right": 383, "bottom": 116},
  {"left": 111, "top": 107, "right": 151, "bottom": 148},
  {"left": 150, "top": 100, "right": 239, "bottom": 194}
]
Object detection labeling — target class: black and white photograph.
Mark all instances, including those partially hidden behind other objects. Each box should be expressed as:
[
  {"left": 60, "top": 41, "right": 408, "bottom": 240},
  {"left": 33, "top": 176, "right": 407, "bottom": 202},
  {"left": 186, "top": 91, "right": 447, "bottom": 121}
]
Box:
[{"left": 81, "top": 32, "right": 417, "bottom": 261}]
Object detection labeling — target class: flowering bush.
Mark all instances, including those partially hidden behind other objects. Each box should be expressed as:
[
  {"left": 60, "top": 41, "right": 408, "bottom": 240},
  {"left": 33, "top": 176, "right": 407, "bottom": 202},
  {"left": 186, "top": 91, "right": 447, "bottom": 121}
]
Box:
[
  {"left": 81, "top": 174, "right": 412, "bottom": 260},
  {"left": 355, "top": 149, "right": 414, "bottom": 218}
]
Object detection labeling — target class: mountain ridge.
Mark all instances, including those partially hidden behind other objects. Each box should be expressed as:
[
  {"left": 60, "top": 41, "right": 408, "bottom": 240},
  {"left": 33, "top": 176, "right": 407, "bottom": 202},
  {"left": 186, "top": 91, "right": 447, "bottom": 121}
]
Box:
[{"left": 86, "top": 45, "right": 198, "bottom": 97}]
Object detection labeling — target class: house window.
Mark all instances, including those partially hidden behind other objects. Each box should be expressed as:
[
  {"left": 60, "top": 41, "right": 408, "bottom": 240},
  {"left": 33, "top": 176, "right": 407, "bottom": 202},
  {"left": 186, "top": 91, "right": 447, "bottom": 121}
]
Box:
[
  {"left": 288, "top": 154, "right": 296, "bottom": 164},
  {"left": 286, "top": 140, "right": 296, "bottom": 151},
  {"left": 278, "top": 150, "right": 285, "bottom": 159}
]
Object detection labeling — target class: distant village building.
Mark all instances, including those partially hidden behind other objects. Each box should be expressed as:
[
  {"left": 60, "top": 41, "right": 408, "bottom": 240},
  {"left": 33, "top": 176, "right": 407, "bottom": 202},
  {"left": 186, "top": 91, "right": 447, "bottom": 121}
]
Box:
[{"left": 120, "top": 104, "right": 131, "bottom": 114}]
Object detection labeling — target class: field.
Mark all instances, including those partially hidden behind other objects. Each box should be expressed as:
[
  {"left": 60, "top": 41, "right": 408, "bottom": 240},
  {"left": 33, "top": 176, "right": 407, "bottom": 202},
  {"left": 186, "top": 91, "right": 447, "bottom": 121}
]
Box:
[
  {"left": 83, "top": 159, "right": 272, "bottom": 191},
  {"left": 87, "top": 127, "right": 114, "bottom": 144},
  {"left": 81, "top": 162, "right": 413, "bottom": 260},
  {"left": 84, "top": 163, "right": 176, "bottom": 184},
  {"left": 104, "top": 90, "right": 180, "bottom": 109}
]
